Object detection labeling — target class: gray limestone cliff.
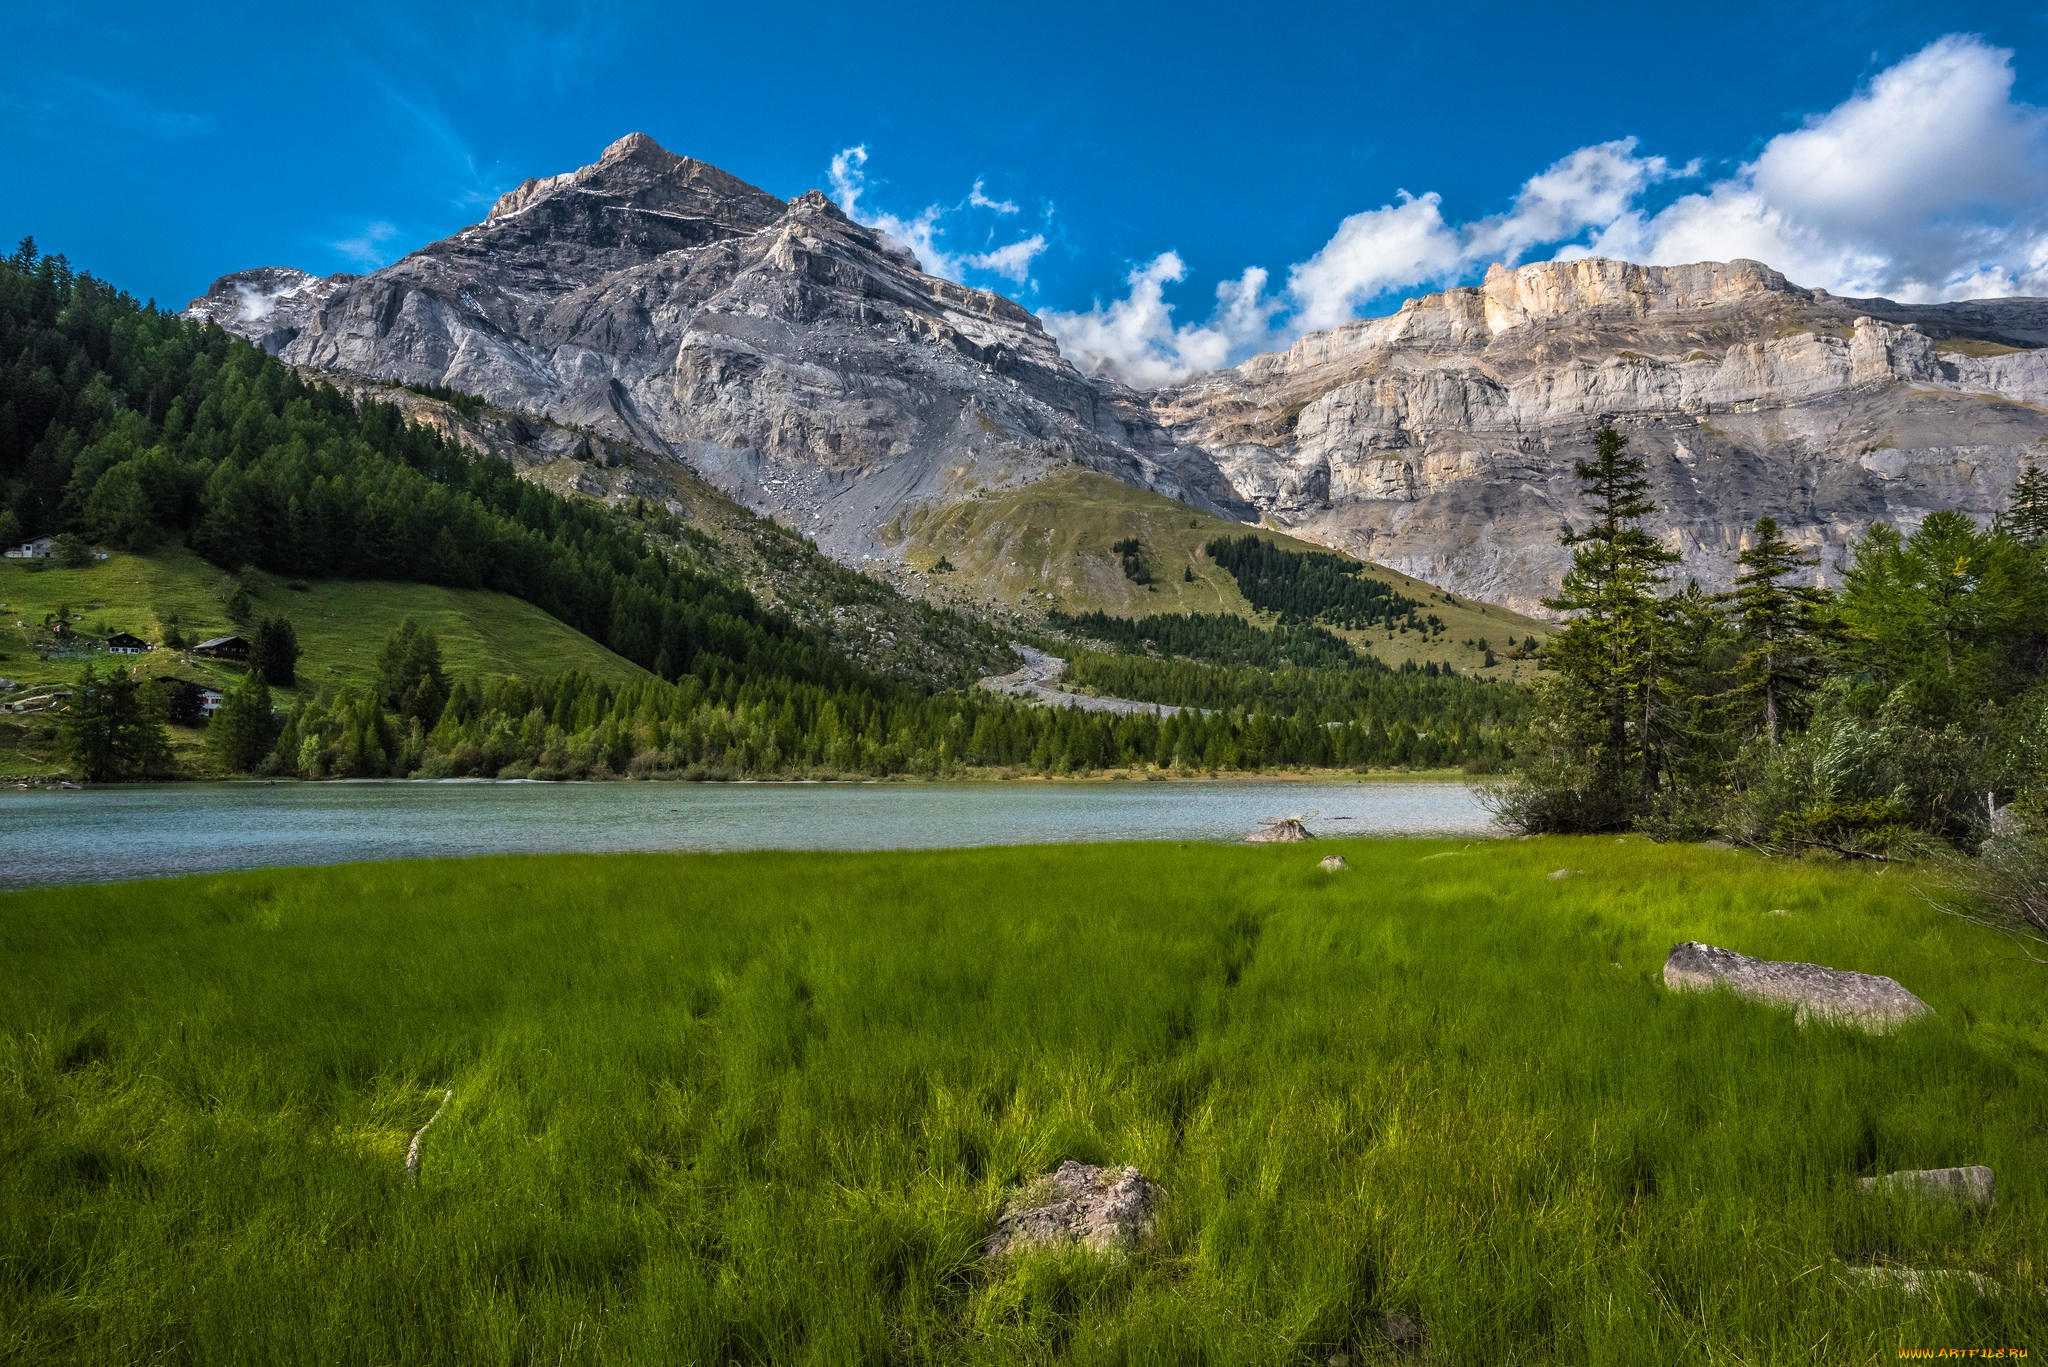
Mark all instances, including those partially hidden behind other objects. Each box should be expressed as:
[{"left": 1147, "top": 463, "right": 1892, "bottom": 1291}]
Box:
[{"left": 1136, "top": 258, "right": 2048, "bottom": 613}]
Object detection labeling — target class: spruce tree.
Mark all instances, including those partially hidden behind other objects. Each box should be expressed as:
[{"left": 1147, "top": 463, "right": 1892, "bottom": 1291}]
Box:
[
  {"left": 249, "top": 614, "right": 300, "bottom": 686},
  {"left": 1721, "top": 517, "right": 1830, "bottom": 746},
  {"left": 59, "top": 662, "right": 173, "bottom": 781},
  {"left": 1998, "top": 463, "right": 2048, "bottom": 545},
  {"left": 1541, "top": 426, "right": 1681, "bottom": 809},
  {"left": 207, "top": 669, "right": 277, "bottom": 773}
]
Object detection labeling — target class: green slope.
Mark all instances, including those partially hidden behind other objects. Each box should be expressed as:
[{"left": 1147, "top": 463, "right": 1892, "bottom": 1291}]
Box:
[
  {"left": 895, "top": 468, "right": 1551, "bottom": 681},
  {"left": 1, "top": 549, "right": 647, "bottom": 775}
]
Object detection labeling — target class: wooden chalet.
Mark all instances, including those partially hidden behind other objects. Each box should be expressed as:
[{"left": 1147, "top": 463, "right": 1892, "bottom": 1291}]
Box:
[
  {"left": 104, "top": 631, "right": 152, "bottom": 654},
  {"left": 192, "top": 635, "right": 250, "bottom": 662}
]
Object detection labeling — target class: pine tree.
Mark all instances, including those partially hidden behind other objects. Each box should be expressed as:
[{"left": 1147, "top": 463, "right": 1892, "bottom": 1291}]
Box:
[
  {"left": 1541, "top": 426, "right": 1682, "bottom": 808},
  {"left": 1721, "top": 517, "right": 1831, "bottom": 746},
  {"left": 1998, "top": 463, "right": 2048, "bottom": 544},
  {"left": 59, "top": 662, "right": 173, "bottom": 781},
  {"left": 376, "top": 618, "right": 449, "bottom": 725},
  {"left": 249, "top": 614, "right": 300, "bottom": 686},
  {"left": 207, "top": 669, "right": 277, "bottom": 773}
]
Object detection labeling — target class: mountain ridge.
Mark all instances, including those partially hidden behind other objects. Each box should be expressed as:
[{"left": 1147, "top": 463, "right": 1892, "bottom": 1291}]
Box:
[{"left": 186, "top": 135, "right": 2048, "bottom": 616}]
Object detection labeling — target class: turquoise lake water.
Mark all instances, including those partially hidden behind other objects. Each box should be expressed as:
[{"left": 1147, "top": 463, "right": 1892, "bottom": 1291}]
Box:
[{"left": 0, "top": 779, "right": 1494, "bottom": 888}]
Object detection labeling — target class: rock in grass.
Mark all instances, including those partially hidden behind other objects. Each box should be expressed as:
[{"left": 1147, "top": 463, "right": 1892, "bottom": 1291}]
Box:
[
  {"left": 1378, "top": 1313, "right": 1426, "bottom": 1352},
  {"left": 1662, "top": 941, "right": 1932, "bottom": 1032},
  {"left": 1319, "top": 855, "right": 1348, "bottom": 872},
  {"left": 986, "top": 1161, "right": 1161, "bottom": 1257},
  {"left": 1247, "top": 817, "right": 1313, "bottom": 843},
  {"left": 1839, "top": 1264, "right": 2001, "bottom": 1298},
  {"left": 1858, "top": 1165, "right": 1995, "bottom": 1209}
]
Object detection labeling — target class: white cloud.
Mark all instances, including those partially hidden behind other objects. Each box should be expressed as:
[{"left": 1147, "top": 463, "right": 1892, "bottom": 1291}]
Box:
[
  {"left": 828, "top": 145, "right": 1047, "bottom": 286},
  {"left": 969, "top": 180, "right": 1019, "bottom": 214},
  {"left": 1044, "top": 35, "right": 2048, "bottom": 386},
  {"left": 332, "top": 221, "right": 401, "bottom": 267},
  {"left": 1039, "top": 255, "right": 1280, "bottom": 389},
  {"left": 1588, "top": 35, "right": 2048, "bottom": 300}
]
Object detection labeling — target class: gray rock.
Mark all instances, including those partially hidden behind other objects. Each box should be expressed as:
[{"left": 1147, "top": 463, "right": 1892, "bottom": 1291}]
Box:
[
  {"left": 1839, "top": 1264, "right": 2001, "bottom": 1298},
  {"left": 1247, "top": 818, "right": 1314, "bottom": 843},
  {"left": 1662, "top": 941, "right": 1932, "bottom": 1032},
  {"left": 1319, "top": 855, "right": 1349, "bottom": 871},
  {"left": 1547, "top": 868, "right": 1574, "bottom": 880},
  {"left": 986, "top": 1161, "right": 1161, "bottom": 1257},
  {"left": 1858, "top": 1165, "right": 1995, "bottom": 1209},
  {"left": 1137, "top": 258, "right": 2048, "bottom": 616},
  {"left": 1378, "top": 1313, "right": 1426, "bottom": 1352}
]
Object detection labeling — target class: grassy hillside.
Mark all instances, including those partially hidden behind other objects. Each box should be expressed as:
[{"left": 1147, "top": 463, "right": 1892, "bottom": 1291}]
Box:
[
  {"left": 895, "top": 469, "right": 1550, "bottom": 682},
  {"left": 0, "top": 549, "right": 648, "bottom": 775},
  {"left": 3, "top": 838, "right": 2041, "bottom": 1361}
]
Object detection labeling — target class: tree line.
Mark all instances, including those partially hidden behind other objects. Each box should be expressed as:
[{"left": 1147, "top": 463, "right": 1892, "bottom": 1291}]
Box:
[{"left": 1498, "top": 426, "right": 2048, "bottom": 869}]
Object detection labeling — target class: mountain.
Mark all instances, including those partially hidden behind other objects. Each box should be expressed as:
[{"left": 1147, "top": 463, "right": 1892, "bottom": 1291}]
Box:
[
  {"left": 187, "top": 133, "right": 1240, "bottom": 565},
  {"left": 1138, "top": 258, "right": 2048, "bottom": 612},
  {"left": 188, "top": 137, "right": 2048, "bottom": 617}
]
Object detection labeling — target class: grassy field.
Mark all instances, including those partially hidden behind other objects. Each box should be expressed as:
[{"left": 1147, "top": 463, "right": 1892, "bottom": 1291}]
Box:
[
  {"left": 2, "top": 838, "right": 2042, "bottom": 1363},
  {"left": 897, "top": 470, "right": 1549, "bottom": 682},
  {"left": 0, "top": 550, "right": 648, "bottom": 774}
]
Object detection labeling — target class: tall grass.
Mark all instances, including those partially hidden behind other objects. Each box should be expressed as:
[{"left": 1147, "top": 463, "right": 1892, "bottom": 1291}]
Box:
[{"left": 2, "top": 839, "right": 2043, "bottom": 1362}]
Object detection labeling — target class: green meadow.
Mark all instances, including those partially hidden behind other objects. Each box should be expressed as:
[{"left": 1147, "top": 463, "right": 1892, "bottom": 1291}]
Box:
[{"left": 2, "top": 838, "right": 2043, "bottom": 1363}]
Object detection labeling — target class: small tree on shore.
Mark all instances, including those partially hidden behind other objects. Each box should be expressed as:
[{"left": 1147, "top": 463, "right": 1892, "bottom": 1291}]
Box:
[
  {"left": 59, "top": 662, "right": 172, "bottom": 781},
  {"left": 207, "top": 669, "right": 277, "bottom": 773}
]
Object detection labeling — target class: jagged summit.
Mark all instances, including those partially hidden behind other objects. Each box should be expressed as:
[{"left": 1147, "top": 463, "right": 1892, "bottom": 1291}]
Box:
[{"left": 484, "top": 131, "right": 784, "bottom": 235}]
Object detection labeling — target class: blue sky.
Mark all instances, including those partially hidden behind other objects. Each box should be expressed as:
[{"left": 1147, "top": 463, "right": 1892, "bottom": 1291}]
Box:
[{"left": 8, "top": 0, "right": 2047, "bottom": 382}]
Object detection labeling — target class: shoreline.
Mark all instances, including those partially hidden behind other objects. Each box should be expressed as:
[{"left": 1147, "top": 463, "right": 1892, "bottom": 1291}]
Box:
[{"left": 2, "top": 766, "right": 1481, "bottom": 791}]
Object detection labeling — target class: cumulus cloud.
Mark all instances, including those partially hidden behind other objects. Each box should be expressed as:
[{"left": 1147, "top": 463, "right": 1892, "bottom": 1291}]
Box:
[
  {"left": 1038, "top": 255, "right": 1281, "bottom": 388},
  {"left": 828, "top": 145, "right": 1047, "bottom": 286},
  {"left": 1045, "top": 34, "right": 2048, "bottom": 386},
  {"left": 1585, "top": 36, "right": 2048, "bottom": 300}
]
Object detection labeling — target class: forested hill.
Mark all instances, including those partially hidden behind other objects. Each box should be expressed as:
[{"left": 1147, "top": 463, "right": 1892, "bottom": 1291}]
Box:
[{"left": 0, "top": 239, "right": 849, "bottom": 688}]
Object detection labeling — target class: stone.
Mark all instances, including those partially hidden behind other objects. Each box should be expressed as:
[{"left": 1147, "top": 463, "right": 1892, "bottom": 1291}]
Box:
[
  {"left": 1547, "top": 868, "right": 1574, "bottom": 880},
  {"left": 1662, "top": 942, "right": 1932, "bottom": 1032},
  {"left": 1378, "top": 1313, "right": 1426, "bottom": 1352},
  {"left": 1247, "top": 818, "right": 1314, "bottom": 843},
  {"left": 986, "top": 1161, "right": 1162, "bottom": 1258},
  {"left": 1858, "top": 1166, "right": 1995, "bottom": 1209},
  {"left": 1319, "top": 855, "right": 1348, "bottom": 871},
  {"left": 1838, "top": 1265, "right": 2000, "bottom": 1298}
]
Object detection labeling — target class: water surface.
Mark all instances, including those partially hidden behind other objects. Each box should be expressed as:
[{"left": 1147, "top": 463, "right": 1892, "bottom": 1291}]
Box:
[{"left": 0, "top": 779, "right": 1493, "bottom": 888}]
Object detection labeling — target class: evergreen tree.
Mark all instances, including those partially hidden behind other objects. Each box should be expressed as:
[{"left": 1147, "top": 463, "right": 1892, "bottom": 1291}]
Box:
[
  {"left": 1721, "top": 517, "right": 1830, "bottom": 746},
  {"left": 59, "top": 662, "right": 172, "bottom": 781},
  {"left": 1997, "top": 462, "right": 2048, "bottom": 544},
  {"left": 1540, "top": 426, "right": 1682, "bottom": 810},
  {"left": 249, "top": 614, "right": 300, "bottom": 686},
  {"left": 376, "top": 618, "right": 448, "bottom": 725},
  {"left": 207, "top": 669, "right": 276, "bottom": 773}
]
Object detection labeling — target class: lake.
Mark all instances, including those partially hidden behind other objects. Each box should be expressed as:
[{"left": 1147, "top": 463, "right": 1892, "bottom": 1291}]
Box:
[{"left": 0, "top": 779, "right": 1496, "bottom": 888}]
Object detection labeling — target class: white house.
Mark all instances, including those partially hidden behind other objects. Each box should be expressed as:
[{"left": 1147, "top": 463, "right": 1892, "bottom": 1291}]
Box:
[{"left": 3, "top": 537, "right": 55, "bottom": 560}]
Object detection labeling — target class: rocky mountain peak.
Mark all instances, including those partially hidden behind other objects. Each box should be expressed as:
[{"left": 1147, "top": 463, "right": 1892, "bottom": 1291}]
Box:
[{"left": 485, "top": 132, "right": 783, "bottom": 235}]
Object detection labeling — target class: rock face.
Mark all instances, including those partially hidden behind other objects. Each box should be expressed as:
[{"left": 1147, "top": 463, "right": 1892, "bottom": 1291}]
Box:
[
  {"left": 986, "top": 1161, "right": 1162, "bottom": 1257},
  {"left": 1247, "top": 817, "right": 1314, "bottom": 843},
  {"left": 1662, "top": 941, "right": 1933, "bottom": 1032},
  {"left": 1858, "top": 1166, "right": 1996, "bottom": 1209},
  {"left": 188, "top": 134, "right": 1237, "bottom": 565},
  {"left": 1135, "top": 258, "right": 2048, "bottom": 613},
  {"left": 188, "top": 138, "right": 2048, "bottom": 614}
]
